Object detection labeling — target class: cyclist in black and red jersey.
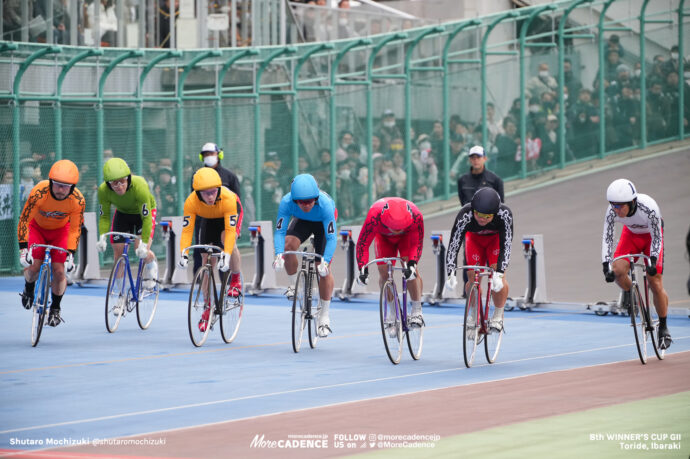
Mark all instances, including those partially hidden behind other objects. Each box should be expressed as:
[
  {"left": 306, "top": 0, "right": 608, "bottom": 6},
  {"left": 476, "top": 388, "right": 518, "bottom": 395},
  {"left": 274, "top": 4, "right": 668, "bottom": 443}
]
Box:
[{"left": 445, "top": 188, "right": 513, "bottom": 331}]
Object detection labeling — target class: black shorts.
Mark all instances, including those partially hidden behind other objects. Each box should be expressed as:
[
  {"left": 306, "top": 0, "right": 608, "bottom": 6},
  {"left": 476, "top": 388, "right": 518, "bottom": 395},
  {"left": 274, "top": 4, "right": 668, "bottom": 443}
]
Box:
[
  {"left": 110, "top": 211, "right": 143, "bottom": 243},
  {"left": 286, "top": 218, "right": 326, "bottom": 256},
  {"left": 199, "top": 217, "right": 224, "bottom": 247}
]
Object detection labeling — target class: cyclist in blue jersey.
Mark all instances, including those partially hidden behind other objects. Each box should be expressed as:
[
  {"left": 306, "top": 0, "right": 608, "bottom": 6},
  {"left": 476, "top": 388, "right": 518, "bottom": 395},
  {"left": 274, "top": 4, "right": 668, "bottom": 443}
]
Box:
[{"left": 273, "top": 174, "right": 337, "bottom": 337}]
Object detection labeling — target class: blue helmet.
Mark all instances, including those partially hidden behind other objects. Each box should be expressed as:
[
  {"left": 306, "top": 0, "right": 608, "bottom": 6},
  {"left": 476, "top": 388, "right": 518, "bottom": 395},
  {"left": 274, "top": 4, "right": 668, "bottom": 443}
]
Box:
[{"left": 291, "top": 174, "right": 320, "bottom": 201}]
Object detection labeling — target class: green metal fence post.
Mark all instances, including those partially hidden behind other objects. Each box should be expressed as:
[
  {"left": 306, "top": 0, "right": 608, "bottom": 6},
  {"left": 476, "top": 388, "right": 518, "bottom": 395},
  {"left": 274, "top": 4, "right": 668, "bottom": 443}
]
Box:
[
  {"left": 176, "top": 50, "right": 222, "bottom": 214},
  {"left": 558, "top": 0, "right": 594, "bottom": 169},
  {"left": 329, "top": 39, "right": 372, "bottom": 201},
  {"left": 481, "top": 12, "right": 518, "bottom": 158},
  {"left": 405, "top": 26, "right": 445, "bottom": 203},
  {"left": 597, "top": 0, "right": 618, "bottom": 159},
  {"left": 368, "top": 33, "right": 408, "bottom": 202},
  {"left": 254, "top": 47, "right": 297, "bottom": 220},
  {"left": 519, "top": 5, "right": 557, "bottom": 179},
  {"left": 293, "top": 43, "right": 334, "bottom": 178},
  {"left": 136, "top": 50, "right": 181, "bottom": 176},
  {"left": 441, "top": 19, "right": 481, "bottom": 200},
  {"left": 55, "top": 49, "right": 103, "bottom": 162},
  {"left": 97, "top": 50, "right": 144, "bottom": 186},
  {"left": 678, "top": 0, "right": 687, "bottom": 139},
  {"left": 11, "top": 45, "right": 62, "bottom": 274},
  {"left": 216, "top": 49, "right": 259, "bottom": 149}
]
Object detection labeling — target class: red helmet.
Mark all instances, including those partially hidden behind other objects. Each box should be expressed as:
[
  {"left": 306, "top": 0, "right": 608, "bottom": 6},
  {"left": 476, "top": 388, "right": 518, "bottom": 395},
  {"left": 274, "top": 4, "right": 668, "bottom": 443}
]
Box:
[{"left": 380, "top": 198, "right": 413, "bottom": 231}]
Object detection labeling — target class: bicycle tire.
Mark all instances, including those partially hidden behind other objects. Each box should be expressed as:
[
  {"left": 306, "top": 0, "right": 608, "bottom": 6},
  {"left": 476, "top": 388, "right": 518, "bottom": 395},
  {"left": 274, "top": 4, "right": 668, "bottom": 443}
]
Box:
[
  {"left": 484, "top": 290, "right": 504, "bottom": 364},
  {"left": 292, "top": 270, "right": 307, "bottom": 353},
  {"left": 645, "top": 288, "right": 664, "bottom": 361},
  {"left": 630, "top": 284, "right": 647, "bottom": 364},
  {"left": 405, "top": 299, "right": 424, "bottom": 361},
  {"left": 188, "top": 266, "right": 214, "bottom": 347},
  {"left": 463, "top": 285, "right": 480, "bottom": 368},
  {"left": 380, "top": 280, "right": 403, "bottom": 364},
  {"left": 219, "top": 272, "right": 243, "bottom": 344},
  {"left": 308, "top": 271, "right": 320, "bottom": 349},
  {"left": 136, "top": 262, "right": 159, "bottom": 330},
  {"left": 105, "top": 256, "right": 127, "bottom": 333},
  {"left": 31, "top": 264, "right": 50, "bottom": 347}
]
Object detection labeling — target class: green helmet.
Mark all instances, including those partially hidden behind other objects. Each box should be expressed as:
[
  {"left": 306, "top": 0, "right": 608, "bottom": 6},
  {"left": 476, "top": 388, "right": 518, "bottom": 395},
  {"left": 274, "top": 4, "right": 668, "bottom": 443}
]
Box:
[{"left": 103, "top": 158, "right": 131, "bottom": 182}]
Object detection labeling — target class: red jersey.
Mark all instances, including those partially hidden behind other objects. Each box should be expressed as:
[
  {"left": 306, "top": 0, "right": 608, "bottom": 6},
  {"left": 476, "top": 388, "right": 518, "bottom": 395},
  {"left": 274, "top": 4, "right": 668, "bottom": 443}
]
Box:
[{"left": 356, "top": 197, "right": 424, "bottom": 269}]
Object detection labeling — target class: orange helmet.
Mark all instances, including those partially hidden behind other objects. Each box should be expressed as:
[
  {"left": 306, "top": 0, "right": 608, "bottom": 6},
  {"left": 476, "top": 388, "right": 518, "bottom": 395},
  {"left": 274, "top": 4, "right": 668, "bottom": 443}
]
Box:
[{"left": 49, "top": 160, "right": 79, "bottom": 185}]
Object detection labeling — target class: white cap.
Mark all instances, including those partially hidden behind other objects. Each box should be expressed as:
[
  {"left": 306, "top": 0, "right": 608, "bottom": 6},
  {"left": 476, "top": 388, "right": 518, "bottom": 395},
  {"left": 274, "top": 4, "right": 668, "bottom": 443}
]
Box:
[
  {"left": 201, "top": 142, "right": 219, "bottom": 153},
  {"left": 468, "top": 145, "right": 485, "bottom": 157}
]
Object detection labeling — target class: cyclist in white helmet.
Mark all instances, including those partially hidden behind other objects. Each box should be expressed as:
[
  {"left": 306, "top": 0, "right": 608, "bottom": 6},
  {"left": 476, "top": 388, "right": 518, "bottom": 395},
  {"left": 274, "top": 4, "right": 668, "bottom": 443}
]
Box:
[{"left": 602, "top": 178, "right": 671, "bottom": 349}]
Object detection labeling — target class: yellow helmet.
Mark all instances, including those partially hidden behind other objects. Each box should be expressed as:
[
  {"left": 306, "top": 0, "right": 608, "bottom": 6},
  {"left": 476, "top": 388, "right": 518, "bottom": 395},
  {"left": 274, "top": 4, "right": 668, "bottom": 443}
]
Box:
[{"left": 192, "top": 167, "right": 222, "bottom": 191}]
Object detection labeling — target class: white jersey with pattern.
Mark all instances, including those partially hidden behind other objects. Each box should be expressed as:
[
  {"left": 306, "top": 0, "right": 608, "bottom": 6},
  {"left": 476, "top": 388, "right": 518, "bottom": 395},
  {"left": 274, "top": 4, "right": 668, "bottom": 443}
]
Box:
[{"left": 601, "top": 193, "right": 663, "bottom": 263}]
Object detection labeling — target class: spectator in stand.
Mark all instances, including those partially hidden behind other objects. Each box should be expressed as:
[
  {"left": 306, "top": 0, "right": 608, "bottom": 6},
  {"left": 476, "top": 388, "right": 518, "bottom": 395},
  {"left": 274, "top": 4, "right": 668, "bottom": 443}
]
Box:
[
  {"left": 663, "top": 45, "right": 682, "bottom": 79},
  {"left": 494, "top": 117, "right": 520, "bottom": 178},
  {"left": 456, "top": 145, "right": 504, "bottom": 206},
  {"left": 376, "top": 109, "right": 403, "bottom": 156},
  {"left": 484, "top": 102, "right": 503, "bottom": 144},
  {"left": 614, "top": 85, "right": 640, "bottom": 148},
  {"left": 335, "top": 129, "right": 354, "bottom": 162},
  {"left": 663, "top": 71, "right": 686, "bottom": 137},
  {"left": 561, "top": 58, "right": 582, "bottom": 109},
  {"left": 387, "top": 151, "right": 407, "bottom": 197},
  {"left": 526, "top": 63, "right": 558, "bottom": 101},
  {"left": 346, "top": 143, "right": 365, "bottom": 173},
  {"left": 567, "top": 88, "right": 599, "bottom": 159},
  {"left": 155, "top": 166, "right": 176, "bottom": 217},
  {"left": 606, "top": 34, "right": 625, "bottom": 59},
  {"left": 539, "top": 114, "right": 560, "bottom": 168},
  {"left": 85, "top": 0, "right": 118, "bottom": 46},
  {"left": 335, "top": 162, "right": 355, "bottom": 219},
  {"left": 428, "top": 120, "right": 445, "bottom": 157},
  {"left": 372, "top": 153, "right": 391, "bottom": 199},
  {"left": 158, "top": 0, "right": 179, "bottom": 48},
  {"left": 630, "top": 61, "right": 643, "bottom": 88},
  {"left": 523, "top": 127, "right": 542, "bottom": 172},
  {"left": 646, "top": 80, "right": 669, "bottom": 141},
  {"left": 449, "top": 133, "right": 468, "bottom": 181},
  {"left": 649, "top": 55, "right": 666, "bottom": 82},
  {"left": 507, "top": 98, "right": 522, "bottom": 125}
]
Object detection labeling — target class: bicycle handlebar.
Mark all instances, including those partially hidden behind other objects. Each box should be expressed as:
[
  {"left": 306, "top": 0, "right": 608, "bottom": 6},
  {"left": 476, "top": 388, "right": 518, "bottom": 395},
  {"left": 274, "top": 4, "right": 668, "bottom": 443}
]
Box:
[
  {"left": 452, "top": 265, "right": 495, "bottom": 276},
  {"left": 363, "top": 257, "right": 405, "bottom": 271},
  {"left": 100, "top": 231, "right": 139, "bottom": 243},
  {"left": 182, "top": 245, "right": 223, "bottom": 257},
  {"left": 281, "top": 250, "right": 322, "bottom": 260},
  {"left": 612, "top": 253, "right": 650, "bottom": 268},
  {"left": 30, "top": 244, "right": 71, "bottom": 255}
]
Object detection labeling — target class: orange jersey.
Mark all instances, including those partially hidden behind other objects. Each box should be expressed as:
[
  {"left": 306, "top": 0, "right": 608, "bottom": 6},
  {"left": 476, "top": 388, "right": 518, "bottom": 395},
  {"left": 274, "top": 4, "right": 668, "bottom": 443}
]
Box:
[
  {"left": 17, "top": 180, "right": 86, "bottom": 251},
  {"left": 180, "top": 187, "right": 240, "bottom": 255}
]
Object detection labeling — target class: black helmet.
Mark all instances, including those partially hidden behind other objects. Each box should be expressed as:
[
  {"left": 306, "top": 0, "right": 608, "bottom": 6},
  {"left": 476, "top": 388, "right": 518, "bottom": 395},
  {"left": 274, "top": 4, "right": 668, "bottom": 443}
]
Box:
[{"left": 471, "top": 188, "right": 501, "bottom": 215}]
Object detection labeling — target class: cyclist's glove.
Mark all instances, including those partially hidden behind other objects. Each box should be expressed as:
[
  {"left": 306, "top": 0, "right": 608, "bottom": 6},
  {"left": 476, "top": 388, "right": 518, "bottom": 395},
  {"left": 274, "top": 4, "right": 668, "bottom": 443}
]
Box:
[
  {"left": 357, "top": 266, "right": 369, "bottom": 286},
  {"left": 317, "top": 261, "right": 330, "bottom": 277},
  {"left": 645, "top": 257, "right": 657, "bottom": 277},
  {"left": 273, "top": 254, "right": 285, "bottom": 271},
  {"left": 403, "top": 260, "right": 417, "bottom": 280},
  {"left": 602, "top": 262, "right": 615, "bottom": 283},
  {"left": 96, "top": 236, "right": 107, "bottom": 253},
  {"left": 135, "top": 242, "right": 149, "bottom": 259},
  {"left": 491, "top": 271, "right": 504, "bottom": 292},
  {"left": 218, "top": 252, "right": 231, "bottom": 272},
  {"left": 445, "top": 273, "right": 458, "bottom": 290},
  {"left": 19, "top": 248, "right": 33, "bottom": 268},
  {"left": 178, "top": 253, "right": 189, "bottom": 269},
  {"left": 65, "top": 252, "right": 76, "bottom": 274}
]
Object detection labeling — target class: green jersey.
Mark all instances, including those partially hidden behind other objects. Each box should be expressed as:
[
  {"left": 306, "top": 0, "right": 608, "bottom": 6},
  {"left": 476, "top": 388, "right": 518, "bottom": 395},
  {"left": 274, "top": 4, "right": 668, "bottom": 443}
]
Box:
[{"left": 98, "top": 175, "right": 157, "bottom": 243}]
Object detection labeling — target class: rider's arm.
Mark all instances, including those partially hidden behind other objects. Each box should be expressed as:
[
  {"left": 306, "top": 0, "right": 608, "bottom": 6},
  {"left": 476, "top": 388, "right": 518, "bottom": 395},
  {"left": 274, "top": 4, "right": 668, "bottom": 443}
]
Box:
[
  {"left": 180, "top": 194, "right": 198, "bottom": 253},
  {"left": 97, "top": 182, "right": 112, "bottom": 238},
  {"left": 66, "top": 188, "right": 86, "bottom": 252},
  {"left": 495, "top": 206, "right": 513, "bottom": 273},
  {"left": 222, "top": 191, "right": 239, "bottom": 255},
  {"left": 320, "top": 198, "right": 337, "bottom": 264},
  {"left": 355, "top": 205, "right": 379, "bottom": 269},
  {"left": 601, "top": 206, "right": 616, "bottom": 263},
  {"left": 17, "top": 183, "right": 45, "bottom": 249},
  {"left": 273, "top": 195, "right": 292, "bottom": 256},
  {"left": 134, "top": 176, "right": 156, "bottom": 244},
  {"left": 445, "top": 206, "right": 471, "bottom": 276},
  {"left": 407, "top": 206, "right": 425, "bottom": 263}
]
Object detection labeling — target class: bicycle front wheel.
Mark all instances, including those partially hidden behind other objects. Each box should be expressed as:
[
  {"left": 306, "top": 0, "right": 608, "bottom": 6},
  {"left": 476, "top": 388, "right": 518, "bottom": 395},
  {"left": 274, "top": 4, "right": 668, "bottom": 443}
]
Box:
[
  {"left": 484, "top": 293, "right": 504, "bottom": 364},
  {"left": 630, "top": 285, "right": 648, "bottom": 364},
  {"left": 105, "top": 256, "right": 127, "bottom": 333},
  {"left": 463, "top": 285, "right": 480, "bottom": 368},
  {"left": 380, "top": 280, "right": 403, "bottom": 364},
  {"left": 645, "top": 289, "right": 664, "bottom": 361},
  {"left": 219, "top": 272, "right": 243, "bottom": 344},
  {"left": 188, "top": 266, "right": 214, "bottom": 347},
  {"left": 308, "top": 272, "right": 320, "bottom": 349},
  {"left": 406, "top": 303, "right": 424, "bottom": 361},
  {"left": 292, "top": 270, "right": 308, "bottom": 353},
  {"left": 31, "top": 264, "right": 50, "bottom": 347},
  {"left": 136, "top": 265, "right": 159, "bottom": 330}
]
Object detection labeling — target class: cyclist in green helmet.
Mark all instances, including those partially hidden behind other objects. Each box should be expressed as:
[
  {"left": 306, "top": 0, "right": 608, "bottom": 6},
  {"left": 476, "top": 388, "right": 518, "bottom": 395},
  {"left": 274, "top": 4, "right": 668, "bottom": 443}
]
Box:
[{"left": 97, "top": 158, "right": 159, "bottom": 295}]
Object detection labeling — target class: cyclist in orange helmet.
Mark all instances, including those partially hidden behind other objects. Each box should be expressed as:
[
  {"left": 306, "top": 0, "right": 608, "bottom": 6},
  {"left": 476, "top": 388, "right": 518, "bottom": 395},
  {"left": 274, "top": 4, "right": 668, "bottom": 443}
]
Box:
[{"left": 17, "top": 159, "right": 86, "bottom": 327}]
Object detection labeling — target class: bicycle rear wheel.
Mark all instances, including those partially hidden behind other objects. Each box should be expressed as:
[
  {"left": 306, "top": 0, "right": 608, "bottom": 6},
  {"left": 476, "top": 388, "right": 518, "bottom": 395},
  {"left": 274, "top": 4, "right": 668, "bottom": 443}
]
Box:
[
  {"left": 484, "top": 293, "right": 504, "bottom": 364},
  {"left": 308, "top": 272, "right": 320, "bottom": 349},
  {"left": 292, "top": 270, "right": 308, "bottom": 353},
  {"left": 136, "top": 264, "right": 159, "bottom": 330},
  {"left": 188, "top": 266, "right": 214, "bottom": 347},
  {"left": 463, "top": 285, "right": 480, "bottom": 368},
  {"left": 380, "top": 280, "right": 403, "bottom": 364},
  {"left": 219, "top": 272, "right": 243, "bottom": 344},
  {"left": 645, "top": 290, "right": 664, "bottom": 361},
  {"left": 105, "top": 256, "right": 127, "bottom": 333},
  {"left": 630, "top": 285, "right": 648, "bottom": 364},
  {"left": 406, "top": 302, "right": 424, "bottom": 360},
  {"left": 31, "top": 264, "right": 50, "bottom": 347}
]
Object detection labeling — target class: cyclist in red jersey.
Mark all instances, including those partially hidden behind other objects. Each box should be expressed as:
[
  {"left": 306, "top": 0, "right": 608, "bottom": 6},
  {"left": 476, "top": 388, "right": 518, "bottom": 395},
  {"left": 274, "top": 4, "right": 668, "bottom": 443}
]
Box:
[{"left": 355, "top": 197, "right": 425, "bottom": 326}]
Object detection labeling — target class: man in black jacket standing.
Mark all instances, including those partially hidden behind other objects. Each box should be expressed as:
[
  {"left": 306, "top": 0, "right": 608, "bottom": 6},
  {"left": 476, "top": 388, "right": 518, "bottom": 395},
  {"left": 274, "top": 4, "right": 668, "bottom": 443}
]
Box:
[{"left": 457, "top": 145, "right": 504, "bottom": 205}]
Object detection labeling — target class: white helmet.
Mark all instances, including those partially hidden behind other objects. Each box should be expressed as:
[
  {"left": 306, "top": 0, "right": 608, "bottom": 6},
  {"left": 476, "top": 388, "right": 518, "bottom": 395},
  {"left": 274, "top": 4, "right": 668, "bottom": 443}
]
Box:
[{"left": 606, "top": 178, "right": 637, "bottom": 203}]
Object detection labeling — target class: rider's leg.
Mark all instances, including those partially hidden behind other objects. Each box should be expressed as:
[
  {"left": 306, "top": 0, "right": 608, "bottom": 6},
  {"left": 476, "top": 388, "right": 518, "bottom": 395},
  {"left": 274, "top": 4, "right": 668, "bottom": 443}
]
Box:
[{"left": 284, "top": 235, "right": 301, "bottom": 286}]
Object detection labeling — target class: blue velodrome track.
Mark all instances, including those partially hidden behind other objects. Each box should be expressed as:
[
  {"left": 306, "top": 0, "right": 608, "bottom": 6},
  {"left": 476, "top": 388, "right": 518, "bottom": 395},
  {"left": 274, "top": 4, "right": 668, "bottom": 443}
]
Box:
[
  {"left": 0, "top": 276, "right": 688, "bottom": 451},
  {"left": 1, "top": 144, "right": 689, "bottom": 454}
]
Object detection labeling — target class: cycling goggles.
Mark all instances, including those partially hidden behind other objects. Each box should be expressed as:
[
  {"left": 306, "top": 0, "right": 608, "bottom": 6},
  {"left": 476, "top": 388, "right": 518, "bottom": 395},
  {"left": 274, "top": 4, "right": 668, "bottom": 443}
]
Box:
[
  {"left": 294, "top": 198, "right": 317, "bottom": 205},
  {"left": 473, "top": 210, "right": 494, "bottom": 219},
  {"left": 109, "top": 178, "right": 128, "bottom": 187},
  {"left": 609, "top": 202, "right": 627, "bottom": 209},
  {"left": 52, "top": 180, "right": 73, "bottom": 188}
]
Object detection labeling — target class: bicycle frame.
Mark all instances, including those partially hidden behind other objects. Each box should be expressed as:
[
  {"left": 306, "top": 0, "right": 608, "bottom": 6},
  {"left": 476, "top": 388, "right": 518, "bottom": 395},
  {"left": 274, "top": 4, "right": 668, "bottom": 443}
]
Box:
[
  {"left": 364, "top": 257, "right": 409, "bottom": 330},
  {"left": 109, "top": 233, "right": 144, "bottom": 303},
  {"left": 459, "top": 264, "right": 495, "bottom": 336},
  {"left": 283, "top": 249, "right": 323, "bottom": 352},
  {"left": 284, "top": 250, "right": 322, "bottom": 320},
  {"left": 29, "top": 243, "right": 70, "bottom": 346},
  {"left": 184, "top": 244, "right": 223, "bottom": 310}
]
